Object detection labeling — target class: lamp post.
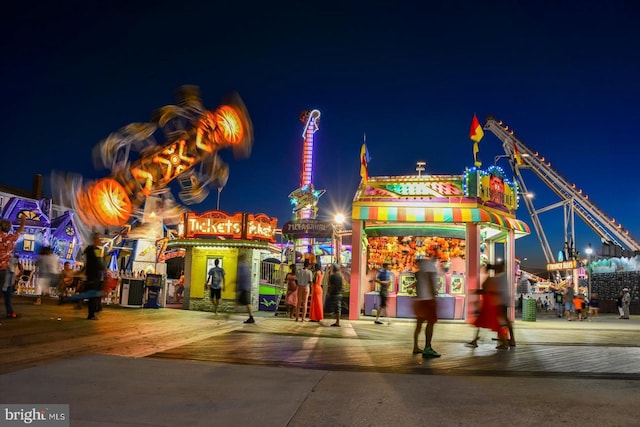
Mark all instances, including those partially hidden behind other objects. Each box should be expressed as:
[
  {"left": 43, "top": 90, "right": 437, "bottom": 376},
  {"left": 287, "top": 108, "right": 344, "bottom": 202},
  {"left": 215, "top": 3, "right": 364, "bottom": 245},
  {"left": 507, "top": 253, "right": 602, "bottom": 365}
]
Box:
[
  {"left": 334, "top": 213, "right": 345, "bottom": 264},
  {"left": 585, "top": 243, "right": 593, "bottom": 298}
]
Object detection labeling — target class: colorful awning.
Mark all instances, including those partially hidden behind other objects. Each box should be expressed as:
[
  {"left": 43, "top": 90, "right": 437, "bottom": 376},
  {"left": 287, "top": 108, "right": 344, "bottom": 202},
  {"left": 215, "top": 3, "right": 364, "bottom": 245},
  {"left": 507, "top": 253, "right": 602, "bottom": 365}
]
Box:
[{"left": 352, "top": 205, "right": 529, "bottom": 234}]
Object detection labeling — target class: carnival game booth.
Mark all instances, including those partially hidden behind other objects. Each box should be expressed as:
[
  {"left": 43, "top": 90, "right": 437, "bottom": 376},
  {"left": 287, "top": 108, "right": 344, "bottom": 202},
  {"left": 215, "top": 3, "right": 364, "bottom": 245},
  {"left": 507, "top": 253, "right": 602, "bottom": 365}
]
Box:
[
  {"left": 167, "top": 210, "right": 280, "bottom": 312},
  {"left": 349, "top": 165, "right": 530, "bottom": 321}
]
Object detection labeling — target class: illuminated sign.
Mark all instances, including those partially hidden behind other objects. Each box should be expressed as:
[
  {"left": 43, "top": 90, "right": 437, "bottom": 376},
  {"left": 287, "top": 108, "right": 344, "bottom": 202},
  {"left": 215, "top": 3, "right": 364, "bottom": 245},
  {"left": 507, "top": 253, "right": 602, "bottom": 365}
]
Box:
[
  {"left": 185, "top": 211, "right": 277, "bottom": 242},
  {"left": 246, "top": 214, "right": 278, "bottom": 241},
  {"left": 282, "top": 219, "right": 334, "bottom": 239},
  {"left": 546, "top": 260, "right": 577, "bottom": 271}
]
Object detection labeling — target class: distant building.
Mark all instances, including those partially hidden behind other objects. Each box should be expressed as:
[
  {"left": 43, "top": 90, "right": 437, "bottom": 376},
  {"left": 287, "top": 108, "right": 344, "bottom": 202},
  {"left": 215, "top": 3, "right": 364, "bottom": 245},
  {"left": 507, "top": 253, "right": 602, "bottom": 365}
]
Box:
[{"left": 0, "top": 174, "right": 82, "bottom": 265}]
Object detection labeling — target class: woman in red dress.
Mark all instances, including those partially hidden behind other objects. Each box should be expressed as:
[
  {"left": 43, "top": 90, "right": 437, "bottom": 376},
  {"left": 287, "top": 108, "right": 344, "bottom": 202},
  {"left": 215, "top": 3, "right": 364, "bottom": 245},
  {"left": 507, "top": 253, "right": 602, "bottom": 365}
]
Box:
[
  {"left": 309, "top": 263, "right": 324, "bottom": 322},
  {"left": 466, "top": 267, "right": 505, "bottom": 348}
]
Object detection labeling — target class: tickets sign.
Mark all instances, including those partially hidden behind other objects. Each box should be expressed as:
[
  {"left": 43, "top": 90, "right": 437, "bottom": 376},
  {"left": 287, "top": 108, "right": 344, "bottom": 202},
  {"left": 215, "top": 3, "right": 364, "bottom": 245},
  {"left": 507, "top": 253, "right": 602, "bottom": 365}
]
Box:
[{"left": 185, "top": 211, "right": 277, "bottom": 242}]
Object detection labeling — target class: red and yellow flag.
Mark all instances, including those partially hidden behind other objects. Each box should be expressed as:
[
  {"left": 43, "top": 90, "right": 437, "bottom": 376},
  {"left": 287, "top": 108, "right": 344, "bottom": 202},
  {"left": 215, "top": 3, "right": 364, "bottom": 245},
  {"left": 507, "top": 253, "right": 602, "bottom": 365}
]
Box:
[
  {"left": 469, "top": 114, "right": 484, "bottom": 143},
  {"left": 469, "top": 114, "right": 484, "bottom": 167},
  {"left": 513, "top": 141, "right": 523, "bottom": 166},
  {"left": 360, "top": 142, "right": 370, "bottom": 183}
]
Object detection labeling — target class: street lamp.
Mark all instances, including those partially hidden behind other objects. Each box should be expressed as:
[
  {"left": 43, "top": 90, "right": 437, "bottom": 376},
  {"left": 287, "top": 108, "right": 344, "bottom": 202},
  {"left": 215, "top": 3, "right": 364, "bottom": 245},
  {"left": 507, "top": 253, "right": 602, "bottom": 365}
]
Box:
[{"left": 585, "top": 244, "right": 593, "bottom": 298}]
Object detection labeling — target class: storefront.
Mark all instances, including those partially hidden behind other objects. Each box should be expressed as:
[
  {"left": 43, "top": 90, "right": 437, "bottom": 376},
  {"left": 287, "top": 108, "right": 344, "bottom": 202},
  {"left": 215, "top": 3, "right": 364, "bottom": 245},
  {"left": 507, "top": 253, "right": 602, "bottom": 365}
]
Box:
[
  {"left": 167, "top": 210, "right": 280, "bottom": 312},
  {"left": 348, "top": 165, "right": 530, "bottom": 321}
]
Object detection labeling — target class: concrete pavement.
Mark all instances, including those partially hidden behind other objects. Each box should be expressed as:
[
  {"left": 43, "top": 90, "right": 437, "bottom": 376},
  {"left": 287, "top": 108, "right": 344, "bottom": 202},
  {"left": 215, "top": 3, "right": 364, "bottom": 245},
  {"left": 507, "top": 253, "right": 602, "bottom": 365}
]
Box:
[{"left": 1, "top": 304, "right": 639, "bottom": 426}]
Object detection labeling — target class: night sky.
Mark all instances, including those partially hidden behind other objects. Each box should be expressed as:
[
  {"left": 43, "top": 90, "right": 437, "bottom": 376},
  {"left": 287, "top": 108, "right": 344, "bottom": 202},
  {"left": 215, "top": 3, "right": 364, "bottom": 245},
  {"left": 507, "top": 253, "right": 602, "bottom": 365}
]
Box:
[{"left": 2, "top": 1, "right": 639, "bottom": 272}]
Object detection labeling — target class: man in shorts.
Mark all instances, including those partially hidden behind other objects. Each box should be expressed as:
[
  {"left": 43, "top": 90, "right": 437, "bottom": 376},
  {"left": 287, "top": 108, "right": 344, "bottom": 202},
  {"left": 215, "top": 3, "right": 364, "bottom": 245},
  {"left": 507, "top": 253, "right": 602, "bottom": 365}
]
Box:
[
  {"left": 564, "top": 283, "right": 575, "bottom": 321},
  {"left": 206, "top": 260, "right": 225, "bottom": 314},
  {"left": 412, "top": 258, "right": 440, "bottom": 358},
  {"left": 374, "top": 262, "right": 392, "bottom": 324}
]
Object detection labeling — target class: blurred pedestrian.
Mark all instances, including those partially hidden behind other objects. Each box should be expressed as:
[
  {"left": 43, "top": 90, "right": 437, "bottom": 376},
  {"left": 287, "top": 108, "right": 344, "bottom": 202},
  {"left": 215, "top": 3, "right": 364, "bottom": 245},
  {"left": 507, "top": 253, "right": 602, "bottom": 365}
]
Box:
[
  {"left": 284, "top": 264, "right": 298, "bottom": 319},
  {"left": 2, "top": 254, "right": 22, "bottom": 318},
  {"left": 374, "top": 262, "right": 392, "bottom": 325},
  {"left": 324, "top": 263, "right": 343, "bottom": 327},
  {"left": 236, "top": 256, "right": 254, "bottom": 324},
  {"left": 493, "top": 262, "right": 515, "bottom": 348},
  {"left": 621, "top": 288, "right": 631, "bottom": 319},
  {"left": 309, "top": 263, "right": 324, "bottom": 322},
  {"left": 564, "top": 283, "right": 575, "bottom": 321},
  {"left": 34, "top": 246, "right": 61, "bottom": 305},
  {"left": 616, "top": 291, "right": 624, "bottom": 318},
  {"left": 295, "top": 259, "right": 312, "bottom": 322},
  {"left": 83, "top": 233, "right": 106, "bottom": 320},
  {"left": 554, "top": 289, "right": 564, "bottom": 318},
  {"left": 0, "top": 217, "right": 25, "bottom": 318},
  {"left": 466, "top": 265, "right": 501, "bottom": 348},
  {"left": 412, "top": 258, "right": 440, "bottom": 358},
  {"left": 588, "top": 292, "right": 599, "bottom": 321},
  {"left": 573, "top": 293, "right": 584, "bottom": 321}
]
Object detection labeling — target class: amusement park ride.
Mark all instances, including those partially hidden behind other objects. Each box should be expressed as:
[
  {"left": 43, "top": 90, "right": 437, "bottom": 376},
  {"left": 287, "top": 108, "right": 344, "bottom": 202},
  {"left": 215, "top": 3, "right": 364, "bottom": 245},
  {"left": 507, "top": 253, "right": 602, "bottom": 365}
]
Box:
[
  {"left": 484, "top": 117, "right": 640, "bottom": 267},
  {"left": 54, "top": 86, "right": 253, "bottom": 266},
  {"left": 288, "top": 109, "right": 325, "bottom": 220}
]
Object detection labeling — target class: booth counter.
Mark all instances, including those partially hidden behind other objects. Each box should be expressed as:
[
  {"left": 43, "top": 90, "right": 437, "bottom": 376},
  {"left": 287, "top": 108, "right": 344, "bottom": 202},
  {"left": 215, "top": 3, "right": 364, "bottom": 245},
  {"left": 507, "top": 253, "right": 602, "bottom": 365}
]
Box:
[
  {"left": 364, "top": 292, "right": 397, "bottom": 317},
  {"left": 395, "top": 294, "right": 465, "bottom": 319}
]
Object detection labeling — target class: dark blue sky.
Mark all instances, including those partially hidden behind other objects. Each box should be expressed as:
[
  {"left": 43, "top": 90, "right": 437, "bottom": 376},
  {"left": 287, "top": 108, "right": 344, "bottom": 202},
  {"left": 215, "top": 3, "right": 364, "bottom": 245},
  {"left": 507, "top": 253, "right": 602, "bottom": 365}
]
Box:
[{"left": 2, "top": 1, "right": 639, "bottom": 271}]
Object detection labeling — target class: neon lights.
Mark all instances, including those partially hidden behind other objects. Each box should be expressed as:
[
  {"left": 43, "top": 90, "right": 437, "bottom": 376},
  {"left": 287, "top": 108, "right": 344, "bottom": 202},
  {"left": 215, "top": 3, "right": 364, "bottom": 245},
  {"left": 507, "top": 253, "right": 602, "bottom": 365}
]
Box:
[
  {"left": 72, "top": 87, "right": 253, "bottom": 228},
  {"left": 290, "top": 109, "right": 325, "bottom": 221},
  {"left": 300, "top": 109, "right": 321, "bottom": 188},
  {"left": 185, "top": 211, "right": 277, "bottom": 242},
  {"left": 77, "top": 178, "right": 132, "bottom": 226}
]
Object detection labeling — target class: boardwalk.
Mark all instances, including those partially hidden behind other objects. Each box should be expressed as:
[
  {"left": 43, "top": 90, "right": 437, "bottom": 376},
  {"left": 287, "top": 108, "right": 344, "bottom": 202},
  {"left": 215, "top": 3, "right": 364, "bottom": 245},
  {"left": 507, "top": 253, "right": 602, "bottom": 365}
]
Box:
[
  {"left": 2, "top": 296, "right": 640, "bottom": 426},
  {"left": 2, "top": 296, "right": 639, "bottom": 379}
]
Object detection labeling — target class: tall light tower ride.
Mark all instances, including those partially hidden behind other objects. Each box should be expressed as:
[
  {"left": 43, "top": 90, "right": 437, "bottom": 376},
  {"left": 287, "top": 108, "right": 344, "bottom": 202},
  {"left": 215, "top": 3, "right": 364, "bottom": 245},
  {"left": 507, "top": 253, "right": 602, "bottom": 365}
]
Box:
[{"left": 288, "top": 109, "right": 325, "bottom": 220}]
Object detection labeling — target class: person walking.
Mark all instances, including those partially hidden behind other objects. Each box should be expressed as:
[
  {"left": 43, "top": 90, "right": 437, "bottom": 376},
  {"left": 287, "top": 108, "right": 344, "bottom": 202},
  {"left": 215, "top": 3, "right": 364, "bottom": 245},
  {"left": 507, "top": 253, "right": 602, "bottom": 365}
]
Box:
[
  {"left": 0, "top": 217, "right": 25, "bottom": 319},
  {"left": 34, "top": 246, "right": 61, "bottom": 305},
  {"left": 465, "top": 265, "right": 501, "bottom": 348},
  {"left": 374, "top": 262, "right": 392, "bottom": 325},
  {"left": 494, "top": 262, "right": 516, "bottom": 348},
  {"left": 309, "top": 263, "right": 324, "bottom": 322},
  {"left": 294, "top": 259, "right": 312, "bottom": 322},
  {"left": 564, "top": 284, "right": 575, "bottom": 321},
  {"left": 324, "top": 263, "right": 343, "bottom": 327},
  {"left": 554, "top": 289, "right": 564, "bottom": 318},
  {"left": 236, "top": 256, "right": 254, "bottom": 324},
  {"left": 616, "top": 291, "right": 625, "bottom": 318},
  {"left": 621, "top": 288, "right": 631, "bottom": 319},
  {"left": 83, "top": 233, "right": 106, "bottom": 320},
  {"left": 206, "top": 259, "right": 225, "bottom": 314},
  {"left": 284, "top": 264, "right": 298, "bottom": 319},
  {"left": 2, "top": 254, "right": 22, "bottom": 318},
  {"left": 588, "top": 292, "right": 599, "bottom": 321},
  {"left": 412, "top": 258, "right": 440, "bottom": 358},
  {"left": 573, "top": 293, "right": 585, "bottom": 321}
]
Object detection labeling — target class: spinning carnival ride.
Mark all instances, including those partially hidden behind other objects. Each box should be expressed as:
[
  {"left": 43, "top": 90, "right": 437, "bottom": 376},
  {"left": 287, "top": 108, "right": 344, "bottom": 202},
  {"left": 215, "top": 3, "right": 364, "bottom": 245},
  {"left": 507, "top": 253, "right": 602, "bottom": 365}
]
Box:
[{"left": 55, "top": 86, "right": 253, "bottom": 233}]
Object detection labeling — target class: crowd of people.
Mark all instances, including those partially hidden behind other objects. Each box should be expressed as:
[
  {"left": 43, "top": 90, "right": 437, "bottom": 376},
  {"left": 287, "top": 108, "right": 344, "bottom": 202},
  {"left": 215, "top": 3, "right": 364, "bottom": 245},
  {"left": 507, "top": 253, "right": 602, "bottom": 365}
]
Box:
[
  {"left": 283, "top": 260, "right": 343, "bottom": 327},
  {"left": 1, "top": 214, "right": 635, "bottom": 362}
]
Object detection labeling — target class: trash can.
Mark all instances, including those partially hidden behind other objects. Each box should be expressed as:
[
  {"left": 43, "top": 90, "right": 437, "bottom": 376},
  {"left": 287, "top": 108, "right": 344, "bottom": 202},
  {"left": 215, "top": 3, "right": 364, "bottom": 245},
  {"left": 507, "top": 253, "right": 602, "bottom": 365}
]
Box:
[
  {"left": 143, "top": 274, "right": 164, "bottom": 309},
  {"left": 522, "top": 298, "right": 536, "bottom": 322}
]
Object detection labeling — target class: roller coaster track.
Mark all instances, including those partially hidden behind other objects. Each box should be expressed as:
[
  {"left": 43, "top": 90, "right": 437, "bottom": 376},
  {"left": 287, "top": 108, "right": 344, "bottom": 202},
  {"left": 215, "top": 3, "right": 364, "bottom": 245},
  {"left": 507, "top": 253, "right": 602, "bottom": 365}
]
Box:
[{"left": 484, "top": 117, "right": 640, "bottom": 264}]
